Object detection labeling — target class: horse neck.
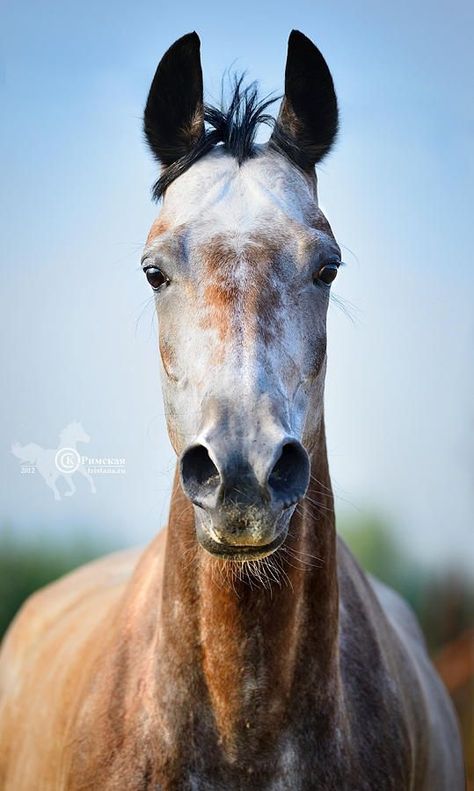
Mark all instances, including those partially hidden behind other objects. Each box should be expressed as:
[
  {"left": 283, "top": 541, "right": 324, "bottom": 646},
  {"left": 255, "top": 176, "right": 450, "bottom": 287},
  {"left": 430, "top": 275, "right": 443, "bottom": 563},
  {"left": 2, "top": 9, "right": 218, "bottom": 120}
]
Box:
[{"left": 158, "top": 419, "right": 340, "bottom": 755}]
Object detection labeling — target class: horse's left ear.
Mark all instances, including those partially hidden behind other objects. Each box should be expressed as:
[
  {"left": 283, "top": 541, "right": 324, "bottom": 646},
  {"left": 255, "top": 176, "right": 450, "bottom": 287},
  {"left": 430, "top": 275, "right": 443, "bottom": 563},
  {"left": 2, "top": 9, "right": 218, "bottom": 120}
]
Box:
[
  {"left": 270, "top": 30, "right": 339, "bottom": 171},
  {"left": 144, "top": 32, "right": 204, "bottom": 168}
]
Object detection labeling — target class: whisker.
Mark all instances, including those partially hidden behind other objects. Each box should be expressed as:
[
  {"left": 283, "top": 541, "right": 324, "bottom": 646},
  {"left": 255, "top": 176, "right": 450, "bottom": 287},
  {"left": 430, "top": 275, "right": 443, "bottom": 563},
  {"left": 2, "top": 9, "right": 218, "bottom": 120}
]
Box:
[
  {"left": 303, "top": 500, "right": 335, "bottom": 515},
  {"left": 309, "top": 473, "right": 333, "bottom": 493},
  {"left": 338, "top": 242, "right": 360, "bottom": 268},
  {"left": 135, "top": 296, "right": 156, "bottom": 339},
  {"left": 281, "top": 545, "right": 324, "bottom": 570},
  {"left": 329, "top": 292, "right": 359, "bottom": 324}
]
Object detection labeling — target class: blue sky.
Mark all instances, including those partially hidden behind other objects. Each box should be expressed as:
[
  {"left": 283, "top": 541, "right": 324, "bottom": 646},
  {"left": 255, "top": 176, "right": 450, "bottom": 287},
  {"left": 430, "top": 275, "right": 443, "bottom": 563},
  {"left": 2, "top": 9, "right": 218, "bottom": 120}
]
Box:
[{"left": 1, "top": 0, "right": 473, "bottom": 568}]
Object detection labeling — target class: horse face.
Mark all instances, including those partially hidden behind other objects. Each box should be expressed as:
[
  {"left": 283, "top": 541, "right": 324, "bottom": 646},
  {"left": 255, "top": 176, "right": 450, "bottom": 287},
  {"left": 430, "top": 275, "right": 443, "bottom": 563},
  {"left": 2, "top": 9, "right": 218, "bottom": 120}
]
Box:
[{"left": 142, "top": 31, "right": 339, "bottom": 559}]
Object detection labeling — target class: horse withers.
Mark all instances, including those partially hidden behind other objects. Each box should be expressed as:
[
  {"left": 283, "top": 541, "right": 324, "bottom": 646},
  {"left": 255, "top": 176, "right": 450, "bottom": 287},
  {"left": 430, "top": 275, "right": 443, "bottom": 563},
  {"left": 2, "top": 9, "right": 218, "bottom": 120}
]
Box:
[{"left": 0, "top": 31, "right": 464, "bottom": 790}]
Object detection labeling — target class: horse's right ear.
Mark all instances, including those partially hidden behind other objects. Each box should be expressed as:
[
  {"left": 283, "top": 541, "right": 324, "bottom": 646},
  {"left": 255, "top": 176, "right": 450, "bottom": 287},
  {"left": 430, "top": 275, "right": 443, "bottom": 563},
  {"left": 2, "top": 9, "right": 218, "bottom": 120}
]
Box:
[{"left": 144, "top": 32, "right": 204, "bottom": 168}]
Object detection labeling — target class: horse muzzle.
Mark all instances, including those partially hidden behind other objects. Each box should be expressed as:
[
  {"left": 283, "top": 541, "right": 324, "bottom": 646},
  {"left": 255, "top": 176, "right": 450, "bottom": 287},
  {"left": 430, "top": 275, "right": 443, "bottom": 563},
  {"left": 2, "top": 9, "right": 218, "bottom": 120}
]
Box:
[{"left": 179, "top": 438, "right": 310, "bottom": 560}]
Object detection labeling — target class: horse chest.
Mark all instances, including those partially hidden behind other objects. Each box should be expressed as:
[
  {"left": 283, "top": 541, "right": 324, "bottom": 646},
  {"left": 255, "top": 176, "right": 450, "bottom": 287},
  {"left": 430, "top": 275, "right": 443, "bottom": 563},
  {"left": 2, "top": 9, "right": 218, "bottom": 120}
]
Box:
[{"left": 142, "top": 689, "right": 412, "bottom": 791}]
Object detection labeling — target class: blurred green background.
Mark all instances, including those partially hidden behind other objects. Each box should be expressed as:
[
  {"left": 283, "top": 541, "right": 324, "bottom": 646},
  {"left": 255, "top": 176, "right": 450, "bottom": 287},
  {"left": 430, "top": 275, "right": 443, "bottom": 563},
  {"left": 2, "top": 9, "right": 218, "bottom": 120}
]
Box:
[{"left": 1, "top": 516, "right": 472, "bottom": 785}]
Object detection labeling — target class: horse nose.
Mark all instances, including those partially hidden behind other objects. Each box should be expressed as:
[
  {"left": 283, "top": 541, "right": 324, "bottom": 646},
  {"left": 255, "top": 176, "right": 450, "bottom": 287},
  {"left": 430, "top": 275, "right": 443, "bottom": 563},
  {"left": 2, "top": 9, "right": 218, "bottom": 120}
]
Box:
[
  {"left": 180, "top": 439, "right": 310, "bottom": 511},
  {"left": 267, "top": 440, "right": 310, "bottom": 508},
  {"left": 180, "top": 444, "right": 222, "bottom": 509}
]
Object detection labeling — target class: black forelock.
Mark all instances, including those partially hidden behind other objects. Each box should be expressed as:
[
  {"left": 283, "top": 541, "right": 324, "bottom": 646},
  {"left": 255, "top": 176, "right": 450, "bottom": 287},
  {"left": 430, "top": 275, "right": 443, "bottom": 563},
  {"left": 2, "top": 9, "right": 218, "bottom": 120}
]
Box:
[{"left": 151, "top": 76, "right": 279, "bottom": 201}]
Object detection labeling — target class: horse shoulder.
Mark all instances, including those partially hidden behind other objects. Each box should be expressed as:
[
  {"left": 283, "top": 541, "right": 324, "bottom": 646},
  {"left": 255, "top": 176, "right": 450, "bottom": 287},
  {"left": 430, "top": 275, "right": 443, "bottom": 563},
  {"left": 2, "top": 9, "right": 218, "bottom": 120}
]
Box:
[
  {"left": 0, "top": 546, "right": 142, "bottom": 790},
  {"left": 337, "top": 537, "right": 464, "bottom": 790},
  {"left": 367, "top": 574, "right": 465, "bottom": 790}
]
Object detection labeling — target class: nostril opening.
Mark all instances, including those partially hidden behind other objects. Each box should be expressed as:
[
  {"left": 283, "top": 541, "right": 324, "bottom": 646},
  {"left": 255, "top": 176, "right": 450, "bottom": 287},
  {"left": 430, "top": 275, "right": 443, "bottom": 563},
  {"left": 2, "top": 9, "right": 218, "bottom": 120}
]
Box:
[
  {"left": 180, "top": 444, "right": 221, "bottom": 505},
  {"left": 268, "top": 441, "right": 310, "bottom": 505}
]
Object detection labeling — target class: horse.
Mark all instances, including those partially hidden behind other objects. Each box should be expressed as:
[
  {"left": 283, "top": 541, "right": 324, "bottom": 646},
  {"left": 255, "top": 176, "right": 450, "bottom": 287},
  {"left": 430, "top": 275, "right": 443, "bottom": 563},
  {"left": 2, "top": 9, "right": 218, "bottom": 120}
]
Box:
[
  {"left": 0, "top": 31, "right": 464, "bottom": 790},
  {"left": 11, "top": 421, "right": 96, "bottom": 500}
]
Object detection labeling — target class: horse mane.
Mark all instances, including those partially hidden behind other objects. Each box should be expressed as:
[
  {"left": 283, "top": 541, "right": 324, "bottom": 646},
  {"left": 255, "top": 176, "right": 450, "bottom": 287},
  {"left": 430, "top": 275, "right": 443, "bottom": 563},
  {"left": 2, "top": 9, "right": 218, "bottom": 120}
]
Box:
[{"left": 152, "top": 76, "right": 279, "bottom": 201}]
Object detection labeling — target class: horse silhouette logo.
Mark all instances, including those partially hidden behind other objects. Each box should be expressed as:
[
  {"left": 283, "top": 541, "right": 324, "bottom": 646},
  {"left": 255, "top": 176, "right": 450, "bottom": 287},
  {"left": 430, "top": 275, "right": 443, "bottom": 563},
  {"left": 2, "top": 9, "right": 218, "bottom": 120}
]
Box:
[{"left": 12, "top": 421, "right": 97, "bottom": 501}]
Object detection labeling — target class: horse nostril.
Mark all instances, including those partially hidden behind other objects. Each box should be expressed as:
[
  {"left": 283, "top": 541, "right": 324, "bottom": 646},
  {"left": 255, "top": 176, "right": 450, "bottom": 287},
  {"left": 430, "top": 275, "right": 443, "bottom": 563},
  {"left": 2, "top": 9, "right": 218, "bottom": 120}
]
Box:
[
  {"left": 180, "top": 444, "right": 221, "bottom": 507},
  {"left": 268, "top": 441, "right": 310, "bottom": 507}
]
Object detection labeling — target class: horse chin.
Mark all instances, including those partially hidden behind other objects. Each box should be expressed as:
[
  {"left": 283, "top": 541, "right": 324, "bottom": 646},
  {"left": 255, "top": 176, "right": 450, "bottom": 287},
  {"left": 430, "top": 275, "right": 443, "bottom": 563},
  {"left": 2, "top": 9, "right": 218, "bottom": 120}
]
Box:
[
  {"left": 197, "top": 528, "right": 288, "bottom": 562},
  {"left": 194, "top": 510, "right": 291, "bottom": 562}
]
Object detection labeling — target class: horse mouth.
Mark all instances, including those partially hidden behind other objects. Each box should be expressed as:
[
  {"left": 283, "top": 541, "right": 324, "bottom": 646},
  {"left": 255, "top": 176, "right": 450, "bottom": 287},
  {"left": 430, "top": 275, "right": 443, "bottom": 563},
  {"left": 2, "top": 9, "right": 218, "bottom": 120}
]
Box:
[{"left": 197, "top": 526, "right": 288, "bottom": 562}]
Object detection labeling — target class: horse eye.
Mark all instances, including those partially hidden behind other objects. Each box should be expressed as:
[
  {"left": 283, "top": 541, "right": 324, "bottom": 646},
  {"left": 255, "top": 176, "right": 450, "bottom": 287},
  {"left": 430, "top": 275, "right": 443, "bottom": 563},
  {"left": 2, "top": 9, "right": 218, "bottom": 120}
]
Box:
[
  {"left": 315, "top": 262, "right": 339, "bottom": 286},
  {"left": 145, "top": 266, "right": 168, "bottom": 291}
]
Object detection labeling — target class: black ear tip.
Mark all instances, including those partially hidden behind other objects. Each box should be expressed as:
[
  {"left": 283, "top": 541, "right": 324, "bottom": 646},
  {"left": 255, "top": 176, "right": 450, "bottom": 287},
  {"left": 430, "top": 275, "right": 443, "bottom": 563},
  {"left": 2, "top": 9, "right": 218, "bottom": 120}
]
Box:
[
  {"left": 182, "top": 30, "right": 200, "bottom": 46},
  {"left": 166, "top": 31, "right": 201, "bottom": 57},
  {"left": 178, "top": 31, "right": 200, "bottom": 43},
  {"left": 289, "top": 29, "right": 306, "bottom": 41},
  {"left": 154, "top": 32, "right": 202, "bottom": 83},
  {"left": 186, "top": 30, "right": 201, "bottom": 47},
  {"left": 288, "top": 29, "right": 314, "bottom": 49},
  {"left": 288, "top": 29, "right": 329, "bottom": 64}
]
